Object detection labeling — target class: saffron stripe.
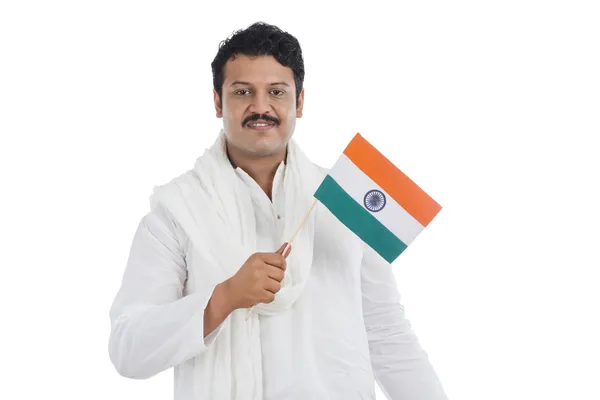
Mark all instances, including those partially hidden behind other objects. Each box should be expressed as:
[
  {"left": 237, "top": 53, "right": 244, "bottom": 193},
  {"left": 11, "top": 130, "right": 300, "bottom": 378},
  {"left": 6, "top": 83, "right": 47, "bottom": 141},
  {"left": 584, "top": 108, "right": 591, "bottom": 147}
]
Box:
[{"left": 343, "top": 133, "right": 442, "bottom": 227}]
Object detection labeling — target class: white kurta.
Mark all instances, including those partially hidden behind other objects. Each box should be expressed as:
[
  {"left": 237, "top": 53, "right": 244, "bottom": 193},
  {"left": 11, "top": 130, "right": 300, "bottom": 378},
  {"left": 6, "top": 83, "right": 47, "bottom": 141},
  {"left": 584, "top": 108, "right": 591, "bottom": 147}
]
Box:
[{"left": 109, "top": 161, "right": 447, "bottom": 400}]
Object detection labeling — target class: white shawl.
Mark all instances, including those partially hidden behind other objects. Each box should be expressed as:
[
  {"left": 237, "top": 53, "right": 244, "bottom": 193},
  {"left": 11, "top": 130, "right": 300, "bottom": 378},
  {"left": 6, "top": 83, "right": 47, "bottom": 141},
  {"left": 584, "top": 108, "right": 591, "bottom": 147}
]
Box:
[{"left": 149, "top": 129, "right": 324, "bottom": 399}]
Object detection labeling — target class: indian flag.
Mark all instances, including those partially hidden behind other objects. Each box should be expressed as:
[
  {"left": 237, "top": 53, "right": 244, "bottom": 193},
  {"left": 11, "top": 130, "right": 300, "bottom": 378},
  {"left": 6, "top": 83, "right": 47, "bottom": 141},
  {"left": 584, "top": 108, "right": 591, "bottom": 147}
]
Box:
[{"left": 314, "top": 133, "right": 442, "bottom": 263}]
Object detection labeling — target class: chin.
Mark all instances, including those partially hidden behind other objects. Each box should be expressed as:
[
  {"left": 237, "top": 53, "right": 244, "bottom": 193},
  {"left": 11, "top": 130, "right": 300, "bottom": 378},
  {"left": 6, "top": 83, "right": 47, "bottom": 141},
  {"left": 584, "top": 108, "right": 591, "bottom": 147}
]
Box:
[
  {"left": 227, "top": 126, "right": 288, "bottom": 157},
  {"left": 249, "top": 141, "right": 285, "bottom": 157},
  {"left": 247, "top": 132, "right": 285, "bottom": 151}
]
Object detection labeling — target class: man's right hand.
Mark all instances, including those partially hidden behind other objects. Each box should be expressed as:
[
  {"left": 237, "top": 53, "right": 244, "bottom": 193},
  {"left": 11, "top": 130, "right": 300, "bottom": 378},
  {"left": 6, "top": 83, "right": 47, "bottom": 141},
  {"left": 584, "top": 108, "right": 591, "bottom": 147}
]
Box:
[{"left": 223, "top": 243, "right": 292, "bottom": 310}]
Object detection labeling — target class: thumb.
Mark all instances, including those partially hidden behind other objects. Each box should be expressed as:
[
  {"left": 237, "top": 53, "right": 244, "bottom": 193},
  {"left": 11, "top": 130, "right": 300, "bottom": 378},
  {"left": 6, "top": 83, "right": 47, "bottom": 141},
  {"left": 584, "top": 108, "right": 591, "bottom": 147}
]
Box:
[{"left": 277, "top": 242, "right": 292, "bottom": 258}]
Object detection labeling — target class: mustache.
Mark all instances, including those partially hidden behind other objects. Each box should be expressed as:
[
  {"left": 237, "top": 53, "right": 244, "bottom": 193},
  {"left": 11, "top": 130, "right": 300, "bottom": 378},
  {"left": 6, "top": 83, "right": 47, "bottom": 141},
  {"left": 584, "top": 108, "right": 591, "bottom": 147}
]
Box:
[{"left": 242, "top": 113, "right": 280, "bottom": 126}]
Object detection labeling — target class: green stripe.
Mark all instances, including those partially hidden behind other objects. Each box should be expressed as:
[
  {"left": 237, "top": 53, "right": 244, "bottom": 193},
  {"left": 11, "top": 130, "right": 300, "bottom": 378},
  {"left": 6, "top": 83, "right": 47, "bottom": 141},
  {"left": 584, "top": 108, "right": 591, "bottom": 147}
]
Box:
[{"left": 314, "top": 175, "right": 407, "bottom": 263}]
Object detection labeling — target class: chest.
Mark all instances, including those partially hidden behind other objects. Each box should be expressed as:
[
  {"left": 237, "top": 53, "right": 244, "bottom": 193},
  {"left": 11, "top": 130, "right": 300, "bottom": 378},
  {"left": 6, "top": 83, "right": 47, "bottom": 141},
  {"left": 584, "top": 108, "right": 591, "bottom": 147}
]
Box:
[
  {"left": 181, "top": 200, "right": 365, "bottom": 295},
  {"left": 311, "top": 203, "right": 365, "bottom": 288}
]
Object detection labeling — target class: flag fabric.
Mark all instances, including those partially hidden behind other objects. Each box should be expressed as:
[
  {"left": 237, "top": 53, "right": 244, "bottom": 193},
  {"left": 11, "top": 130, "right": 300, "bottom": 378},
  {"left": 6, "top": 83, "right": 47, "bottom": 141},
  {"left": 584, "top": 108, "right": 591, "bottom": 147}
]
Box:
[{"left": 314, "top": 133, "right": 442, "bottom": 263}]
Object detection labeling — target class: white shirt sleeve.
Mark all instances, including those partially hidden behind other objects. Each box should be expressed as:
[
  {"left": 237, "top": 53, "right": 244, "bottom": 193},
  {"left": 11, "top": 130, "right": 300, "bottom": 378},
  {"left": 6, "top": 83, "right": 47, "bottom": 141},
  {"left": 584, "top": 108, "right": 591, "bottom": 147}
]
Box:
[
  {"left": 360, "top": 244, "right": 448, "bottom": 400},
  {"left": 108, "top": 205, "right": 225, "bottom": 379}
]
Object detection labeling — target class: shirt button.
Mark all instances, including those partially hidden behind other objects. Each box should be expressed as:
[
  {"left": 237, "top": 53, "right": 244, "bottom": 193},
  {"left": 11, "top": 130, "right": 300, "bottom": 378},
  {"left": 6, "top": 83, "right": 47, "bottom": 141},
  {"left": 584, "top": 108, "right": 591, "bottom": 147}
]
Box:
[{"left": 277, "top": 214, "right": 282, "bottom": 220}]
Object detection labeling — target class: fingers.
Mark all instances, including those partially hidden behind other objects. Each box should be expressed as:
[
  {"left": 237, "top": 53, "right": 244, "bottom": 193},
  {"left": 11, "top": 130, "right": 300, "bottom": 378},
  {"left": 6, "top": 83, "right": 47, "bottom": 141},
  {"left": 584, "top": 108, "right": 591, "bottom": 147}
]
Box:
[
  {"left": 276, "top": 243, "right": 292, "bottom": 258},
  {"left": 282, "top": 243, "right": 292, "bottom": 258},
  {"left": 262, "top": 291, "right": 276, "bottom": 304},
  {"left": 275, "top": 243, "right": 286, "bottom": 254},
  {"left": 254, "top": 243, "right": 292, "bottom": 273},
  {"left": 266, "top": 265, "right": 285, "bottom": 282},
  {"left": 264, "top": 278, "right": 281, "bottom": 294},
  {"left": 262, "top": 253, "right": 287, "bottom": 270}
]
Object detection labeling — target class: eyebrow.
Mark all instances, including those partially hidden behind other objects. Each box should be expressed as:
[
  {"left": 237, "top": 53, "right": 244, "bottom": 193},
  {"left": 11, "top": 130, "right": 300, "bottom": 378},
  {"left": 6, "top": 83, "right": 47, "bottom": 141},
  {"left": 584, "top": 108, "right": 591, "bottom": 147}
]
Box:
[{"left": 230, "top": 81, "right": 290, "bottom": 87}]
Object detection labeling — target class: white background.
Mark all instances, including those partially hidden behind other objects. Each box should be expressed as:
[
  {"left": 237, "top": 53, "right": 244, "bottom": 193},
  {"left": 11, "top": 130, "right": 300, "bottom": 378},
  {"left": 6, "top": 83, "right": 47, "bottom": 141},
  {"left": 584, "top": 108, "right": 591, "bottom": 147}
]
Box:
[{"left": 1, "top": 1, "right": 599, "bottom": 399}]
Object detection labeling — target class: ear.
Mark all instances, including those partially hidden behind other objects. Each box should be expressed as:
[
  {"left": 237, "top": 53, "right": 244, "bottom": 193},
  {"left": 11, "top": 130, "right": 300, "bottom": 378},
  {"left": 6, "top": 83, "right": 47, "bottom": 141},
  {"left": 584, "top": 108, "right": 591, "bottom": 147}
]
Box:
[
  {"left": 213, "top": 89, "right": 223, "bottom": 118},
  {"left": 296, "top": 87, "right": 304, "bottom": 118}
]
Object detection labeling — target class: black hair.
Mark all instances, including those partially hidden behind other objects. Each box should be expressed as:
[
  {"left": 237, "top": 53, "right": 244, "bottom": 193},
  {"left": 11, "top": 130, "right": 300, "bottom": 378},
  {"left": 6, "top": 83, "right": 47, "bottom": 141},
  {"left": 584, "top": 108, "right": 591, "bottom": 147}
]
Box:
[{"left": 211, "top": 22, "right": 305, "bottom": 106}]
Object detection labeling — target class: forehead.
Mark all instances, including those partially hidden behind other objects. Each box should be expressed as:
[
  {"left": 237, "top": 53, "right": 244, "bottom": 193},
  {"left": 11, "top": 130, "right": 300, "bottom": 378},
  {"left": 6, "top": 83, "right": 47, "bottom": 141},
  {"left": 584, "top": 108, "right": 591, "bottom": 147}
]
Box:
[{"left": 223, "top": 55, "right": 295, "bottom": 86}]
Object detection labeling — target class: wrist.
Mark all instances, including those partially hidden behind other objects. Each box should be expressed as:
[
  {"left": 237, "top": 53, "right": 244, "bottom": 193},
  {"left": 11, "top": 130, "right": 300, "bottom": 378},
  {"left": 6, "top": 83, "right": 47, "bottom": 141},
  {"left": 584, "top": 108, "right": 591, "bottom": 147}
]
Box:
[{"left": 217, "top": 279, "right": 236, "bottom": 314}]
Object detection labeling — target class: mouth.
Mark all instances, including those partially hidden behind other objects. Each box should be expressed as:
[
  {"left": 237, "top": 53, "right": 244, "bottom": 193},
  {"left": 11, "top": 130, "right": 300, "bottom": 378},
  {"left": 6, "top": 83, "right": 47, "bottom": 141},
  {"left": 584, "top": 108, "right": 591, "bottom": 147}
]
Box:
[{"left": 246, "top": 119, "right": 277, "bottom": 131}]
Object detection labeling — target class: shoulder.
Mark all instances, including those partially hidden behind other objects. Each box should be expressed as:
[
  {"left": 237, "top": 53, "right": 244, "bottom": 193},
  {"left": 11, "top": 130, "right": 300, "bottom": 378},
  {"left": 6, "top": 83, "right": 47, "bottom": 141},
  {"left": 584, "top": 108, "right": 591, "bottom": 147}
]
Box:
[
  {"left": 315, "top": 163, "right": 329, "bottom": 176},
  {"left": 305, "top": 161, "right": 329, "bottom": 181},
  {"left": 145, "top": 168, "right": 200, "bottom": 245},
  {"left": 152, "top": 169, "right": 198, "bottom": 197},
  {"left": 140, "top": 202, "right": 188, "bottom": 248},
  {"left": 148, "top": 168, "right": 205, "bottom": 215}
]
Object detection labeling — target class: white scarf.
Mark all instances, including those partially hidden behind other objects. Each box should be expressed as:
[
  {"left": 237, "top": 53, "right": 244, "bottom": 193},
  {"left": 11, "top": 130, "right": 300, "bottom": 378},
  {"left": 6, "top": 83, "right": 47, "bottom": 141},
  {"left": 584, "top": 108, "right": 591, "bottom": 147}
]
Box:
[{"left": 149, "top": 129, "right": 324, "bottom": 399}]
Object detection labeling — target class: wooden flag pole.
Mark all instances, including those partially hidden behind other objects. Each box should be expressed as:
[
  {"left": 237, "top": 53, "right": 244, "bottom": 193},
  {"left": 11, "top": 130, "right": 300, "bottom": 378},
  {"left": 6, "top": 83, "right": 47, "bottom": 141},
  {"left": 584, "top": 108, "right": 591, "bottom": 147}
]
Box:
[
  {"left": 246, "top": 197, "right": 319, "bottom": 320},
  {"left": 282, "top": 197, "right": 318, "bottom": 257}
]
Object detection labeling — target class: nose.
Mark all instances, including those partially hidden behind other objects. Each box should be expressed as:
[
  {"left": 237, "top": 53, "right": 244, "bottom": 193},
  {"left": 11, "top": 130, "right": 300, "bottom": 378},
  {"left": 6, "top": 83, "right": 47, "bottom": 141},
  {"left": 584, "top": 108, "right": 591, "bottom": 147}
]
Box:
[{"left": 248, "top": 92, "right": 273, "bottom": 115}]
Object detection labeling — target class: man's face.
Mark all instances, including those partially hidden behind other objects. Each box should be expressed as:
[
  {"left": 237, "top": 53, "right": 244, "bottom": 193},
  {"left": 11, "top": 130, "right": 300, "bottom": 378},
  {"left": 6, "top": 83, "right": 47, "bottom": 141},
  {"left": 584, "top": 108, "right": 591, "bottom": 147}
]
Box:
[{"left": 214, "top": 55, "right": 304, "bottom": 158}]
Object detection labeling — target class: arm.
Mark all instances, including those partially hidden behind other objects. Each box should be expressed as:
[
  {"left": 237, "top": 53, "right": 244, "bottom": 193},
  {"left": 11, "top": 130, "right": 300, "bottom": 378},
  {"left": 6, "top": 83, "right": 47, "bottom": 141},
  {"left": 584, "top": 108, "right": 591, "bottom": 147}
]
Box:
[
  {"left": 360, "top": 244, "right": 447, "bottom": 400},
  {"left": 108, "top": 205, "right": 229, "bottom": 380},
  {"left": 203, "top": 282, "right": 234, "bottom": 337}
]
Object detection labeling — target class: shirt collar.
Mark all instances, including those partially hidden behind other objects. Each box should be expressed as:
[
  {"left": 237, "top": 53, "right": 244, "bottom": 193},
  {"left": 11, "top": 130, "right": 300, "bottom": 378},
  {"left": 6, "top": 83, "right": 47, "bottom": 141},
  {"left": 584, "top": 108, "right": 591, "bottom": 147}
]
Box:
[{"left": 234, "top": 161, "right": 287, "bottom": 201}]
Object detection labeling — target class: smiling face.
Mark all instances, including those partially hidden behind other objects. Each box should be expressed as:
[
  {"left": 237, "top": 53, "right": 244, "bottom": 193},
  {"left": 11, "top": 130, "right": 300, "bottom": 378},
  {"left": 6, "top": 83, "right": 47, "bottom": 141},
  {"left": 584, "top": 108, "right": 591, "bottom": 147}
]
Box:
[{"left": 213, "top": 54, "right": 304, "bottom": 158}]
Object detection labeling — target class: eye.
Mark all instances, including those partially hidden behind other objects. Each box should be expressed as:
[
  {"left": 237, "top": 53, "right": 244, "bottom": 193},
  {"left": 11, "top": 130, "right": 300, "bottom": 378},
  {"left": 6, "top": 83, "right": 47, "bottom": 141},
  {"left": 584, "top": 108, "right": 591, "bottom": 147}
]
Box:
[
  {"left": 271, "top": 89, "right": 285, "bottom": 96},
  {"left": 235, "top": 89, "right": 250, "bottom": 95}
]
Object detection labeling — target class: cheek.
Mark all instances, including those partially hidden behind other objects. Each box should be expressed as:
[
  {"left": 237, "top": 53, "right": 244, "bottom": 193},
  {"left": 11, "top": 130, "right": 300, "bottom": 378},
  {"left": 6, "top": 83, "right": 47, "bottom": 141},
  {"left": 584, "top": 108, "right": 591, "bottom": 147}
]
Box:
[
  {"left": 222, "top": 102, "right": 244, "bottom": 124},
  {"left": 223, "top": 108, "right": 235, "bottom": 120},
  {"left": 283, "top": 106, "right": 297, "bottom": 125},
  {"left": 275, "top": 101, "right": 297, "bottom": 123}
]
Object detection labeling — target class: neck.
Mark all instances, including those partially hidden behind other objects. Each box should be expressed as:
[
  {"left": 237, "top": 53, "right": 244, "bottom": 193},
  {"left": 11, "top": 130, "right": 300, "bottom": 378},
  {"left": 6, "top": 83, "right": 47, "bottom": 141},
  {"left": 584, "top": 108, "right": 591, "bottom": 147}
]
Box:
[{"left": 226, "top": 143, "right": 287, "bottom": 199}]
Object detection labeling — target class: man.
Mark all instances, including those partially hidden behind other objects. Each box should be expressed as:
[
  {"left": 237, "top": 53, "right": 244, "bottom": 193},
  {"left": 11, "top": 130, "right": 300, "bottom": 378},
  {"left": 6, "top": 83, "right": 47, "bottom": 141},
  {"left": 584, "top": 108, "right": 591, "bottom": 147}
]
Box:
[{"left": 109, "top": 22, "right": 447, "bottom": 400}]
